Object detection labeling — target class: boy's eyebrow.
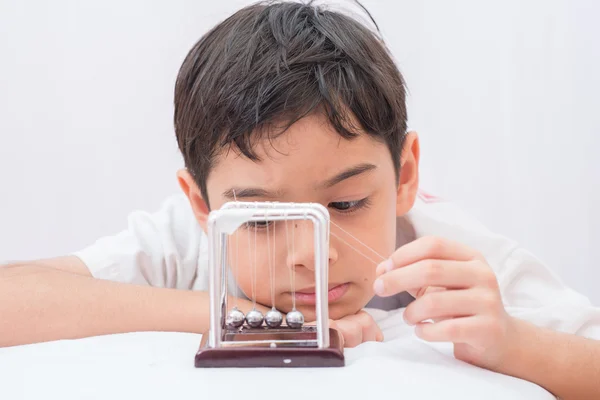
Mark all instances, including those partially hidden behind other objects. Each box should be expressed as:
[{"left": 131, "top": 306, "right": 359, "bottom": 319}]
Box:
[
  {"left": 222, "top": 187, "right": 283, "bottom": 200},
  {"left": 318, "top": 163, "right": 377, "bottom": 188},
  {"left": 222, "top": 163, "right": 376, "bottom": 200}
]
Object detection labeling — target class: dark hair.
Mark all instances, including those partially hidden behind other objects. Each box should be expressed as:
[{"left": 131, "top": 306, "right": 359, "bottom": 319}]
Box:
[{"left": 174, "top": 1, "right": 407, "bottom": 207}]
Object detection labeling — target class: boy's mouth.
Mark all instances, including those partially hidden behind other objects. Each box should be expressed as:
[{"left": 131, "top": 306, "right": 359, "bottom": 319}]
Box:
[{"left": 293, "top": 283, "right": 350, "bottom": 305}]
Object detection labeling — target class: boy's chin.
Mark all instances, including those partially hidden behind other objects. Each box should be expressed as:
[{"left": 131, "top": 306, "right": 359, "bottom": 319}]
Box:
[
  {"left": 328, "top": 302, "right": 366, "bottom": 321},
  {"left": 294, "top": 302, "right": 364, "bottom": 323}
]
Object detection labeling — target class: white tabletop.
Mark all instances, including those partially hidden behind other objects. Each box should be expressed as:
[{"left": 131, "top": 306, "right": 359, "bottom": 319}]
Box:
[{"left": 0, "top": 309, "right": 554, "bottom": 400}]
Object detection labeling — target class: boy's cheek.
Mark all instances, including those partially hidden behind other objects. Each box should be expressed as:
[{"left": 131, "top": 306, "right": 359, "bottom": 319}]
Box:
[{"left": 230, "top": 269, "right": 254, "bottom": 300}]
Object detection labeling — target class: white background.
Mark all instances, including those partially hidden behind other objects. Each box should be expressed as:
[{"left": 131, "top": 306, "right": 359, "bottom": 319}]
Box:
[{"left": 0, "top": 0, "right": 598, "bottom": 304}]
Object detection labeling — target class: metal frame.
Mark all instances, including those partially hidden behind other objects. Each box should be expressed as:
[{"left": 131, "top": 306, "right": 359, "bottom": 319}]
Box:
[{"left": 206, "top": 201, "right": 331, "bottom": 349}]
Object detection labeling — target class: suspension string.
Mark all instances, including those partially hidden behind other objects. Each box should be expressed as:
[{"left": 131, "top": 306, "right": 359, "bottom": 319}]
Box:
[
  {"left": 232, "top": 190, "right": 239, "bottom": 308},
  {"left": 329, "top": 220, "right": 388, "bottom": 262},
  {"left": 246, "top": 221, "right": 255, "bottom": 309},
  {"left": 291, "top": 220, "right": 296, "bottom": 310},
  {"left": 266, "top": 210, "right": 276, "bottom": 309},
  {"left": 284, "top": 216, "right": 296, "bottom": 311},
  {"left": 329, "top": 231, "right": 383, "bottom": 266},
  {"left": 271, "top": 210, "right": 277, "bottom": 308},
  {"left": 253, "top": 204, "right": 258, "bottom": 309},
  {"left": 226, "top": 236, "right": 237, "bottom": 309}
]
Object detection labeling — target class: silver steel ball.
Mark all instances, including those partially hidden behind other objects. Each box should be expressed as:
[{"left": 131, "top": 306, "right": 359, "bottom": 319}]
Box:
[
  {"left": 264, "top": 309, "right": 283, "bottom": 328},
  {"left": 245, "top": 309, "right": 264, "bottom": 328},
  {"left": 286, "top": 310, "right": 304, "bottom": 329},
  {"left": 226, "top": 307, "right": 245, "bottom": 328}
]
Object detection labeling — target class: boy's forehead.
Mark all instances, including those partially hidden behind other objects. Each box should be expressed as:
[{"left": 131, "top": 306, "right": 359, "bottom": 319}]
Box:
[
  {"left": 219, "top": 115, "right": 384, "bottom": 169},
  {"left": 231, "top": 114, "right": 381, "bottom": 161},
  {"left": 206, "top": 114, "right": 392, "bottom": 202}
]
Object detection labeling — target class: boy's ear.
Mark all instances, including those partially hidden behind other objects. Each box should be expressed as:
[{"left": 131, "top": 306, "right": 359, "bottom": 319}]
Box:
[
  {"left": 396, "top": 131, "right": 420, "bottom": 216},
  {"left": 177, "top": 169, "right": 210, "bottom": 232}
]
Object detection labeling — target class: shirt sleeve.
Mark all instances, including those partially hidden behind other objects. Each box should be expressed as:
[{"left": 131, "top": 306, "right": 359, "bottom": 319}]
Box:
[
  {"left": 407, "top": 198, "right": 600, "bottom": 340},
  {"left": 498, "top": 247, "right": 600, "bottom": 339},
  {"left": 72, "top": 194, "right": 206, "bottom": 290}
]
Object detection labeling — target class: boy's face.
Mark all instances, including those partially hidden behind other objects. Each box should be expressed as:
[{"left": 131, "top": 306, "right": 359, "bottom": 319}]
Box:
[{"left": 179, "top": 113, "right": 419, "bottom": 321}]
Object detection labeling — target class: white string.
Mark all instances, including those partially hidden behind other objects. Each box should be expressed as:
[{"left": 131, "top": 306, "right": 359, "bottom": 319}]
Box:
[
  {"left": 266, "top": 210, "right": 276, "bottom": 309},
  {"left": 272, "top": 211, "right": 277, "bottom": 308},
  {"left": 291, "top": 220, "right": 296, "bottom": 309},
  {"left": 226, "top": 237, "right": 237, "bottom": 310},
  {"left": 246, "top": 223, "right": 255, "bottom": 308},
  {"left": 284, "top": 216, "right": 296, "bottom": 311},
  {"left": 232, "top": 190, "right": 239, "bottom": 308},
  {"left": 329, "top": 230, "right": 383, "bottom": 266},
  {"left": 245, "top": 214, "right": 256, "bottom": 311},
  {"left": 329, "top": 219, "right": 387, "bottom": 262},
  {"left": 253, "top": 204, "right": 258, "bottom": 310},
  {"left": 237, "top": 203, "right": 388, "bottom": 313}
]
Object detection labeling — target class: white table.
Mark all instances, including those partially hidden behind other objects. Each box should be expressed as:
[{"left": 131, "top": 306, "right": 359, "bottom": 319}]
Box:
[{"left": 0, "top": 309, "right": 554, "bottom": 399}]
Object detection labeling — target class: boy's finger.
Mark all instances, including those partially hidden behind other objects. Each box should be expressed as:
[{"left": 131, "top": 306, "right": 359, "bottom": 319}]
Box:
[
  {"left": 415, "top": 285, "right": 446, "bottom": 298},
  {"left": 414, "top": 316, "right": 488, "bottom": 349},
  {"left": 374, "top": 259, "right": 486, "bottom": 297},
  {"left": 328, "top": 319, "right": 345, "bottom": 346},
  {"left": 403, "top": 288, "right": 490, "bottom": 325},
  {"left": 353, "top": 310, "right": 382, "bottom": 343},
  {"left": 335, "top": 319, "right": 363, "bottom": 348},
  {"left": 361, "top": 319, "right": 383, "bottom": 342},
  {"left": 376, "top": 236, "right": 485, "bottom": 276}
]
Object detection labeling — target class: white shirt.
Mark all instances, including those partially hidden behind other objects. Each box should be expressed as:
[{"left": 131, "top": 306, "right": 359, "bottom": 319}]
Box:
[{"left": 74, "top": 192, "right": 600, "bottom": 339}]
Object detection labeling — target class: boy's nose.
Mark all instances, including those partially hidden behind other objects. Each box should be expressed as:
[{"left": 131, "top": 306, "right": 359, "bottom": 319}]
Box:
[{"left": 286, "top": 220, "right": 338, "bottom": 272}]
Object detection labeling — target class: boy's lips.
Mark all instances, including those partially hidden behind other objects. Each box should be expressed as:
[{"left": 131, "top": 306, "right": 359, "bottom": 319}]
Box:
[{"left": 293, "top": 283, "right": 350, "bottom": 305}]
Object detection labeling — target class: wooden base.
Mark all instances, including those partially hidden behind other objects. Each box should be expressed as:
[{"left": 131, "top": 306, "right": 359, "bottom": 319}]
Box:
[{"left": 195, "top": 327, "right": 345, "bottom": 368}]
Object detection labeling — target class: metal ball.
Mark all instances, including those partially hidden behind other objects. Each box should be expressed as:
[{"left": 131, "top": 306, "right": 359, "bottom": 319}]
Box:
[
  {"left": 265, "top": 309, "right": 283, "bottom": 328},
  {"left": 226, "top": 307, "right": 245, "bottom": 328},
  {"left": 245, "top": 309, "right": 264, "bottom": 328},
  {"left": 286, "top": 309, "right": 304, "bottom": 329}
]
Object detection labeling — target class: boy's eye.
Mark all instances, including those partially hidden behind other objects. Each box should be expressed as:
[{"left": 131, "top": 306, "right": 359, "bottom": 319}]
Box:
[
  {"left": 246, "top": 220, "right": 273, "bottom": 230},
  {"left": 328, "top": 198, "right": 370, "bottom": 213},
  {"left": 330, "top": 201, "right": 357, "bottom": 210},
  {"left": 243, "top": 199, "right": 370, "bottom": 231}
]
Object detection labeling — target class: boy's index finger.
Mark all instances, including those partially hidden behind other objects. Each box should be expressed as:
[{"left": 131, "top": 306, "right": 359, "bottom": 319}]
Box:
[{"left": 376, "top": 236, "right": 484, "bottom": 276}]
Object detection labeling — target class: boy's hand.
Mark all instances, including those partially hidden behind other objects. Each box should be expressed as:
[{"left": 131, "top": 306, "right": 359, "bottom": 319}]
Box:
[
  {"left": 374, "top": 236, "right": 516, "bottom": 370},
  {"left": 329, "top": 310, "right": 384, "bottom": 348}
]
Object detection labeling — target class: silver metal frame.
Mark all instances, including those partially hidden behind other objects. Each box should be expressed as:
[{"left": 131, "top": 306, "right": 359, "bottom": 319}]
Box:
[{"left": 206, "top": 201, "right": 331, "bottom": 349}]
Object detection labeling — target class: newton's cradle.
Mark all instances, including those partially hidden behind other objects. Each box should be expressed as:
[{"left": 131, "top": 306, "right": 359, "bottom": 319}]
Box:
[{"left": 195, "top": 201, "right": 345, "bottom": 368}]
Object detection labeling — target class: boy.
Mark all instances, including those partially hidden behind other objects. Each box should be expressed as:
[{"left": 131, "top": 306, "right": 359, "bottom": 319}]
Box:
[{"left": 1, "top": 1, "right": 599, "bottom": 398}]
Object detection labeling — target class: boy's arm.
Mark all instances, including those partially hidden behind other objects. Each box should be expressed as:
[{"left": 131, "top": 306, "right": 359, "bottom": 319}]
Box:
[
  {"left": 497, "top": 318, "right": 600, "bottom": 400},
  {"left": 9, "top": 255, "right": 94, "bottom": 276},
  {"left": 0, "top": 258, "right": 262, "bottom": 347},
  {"left": 374, "top": 236, "right": 600, "bottom": 400}
]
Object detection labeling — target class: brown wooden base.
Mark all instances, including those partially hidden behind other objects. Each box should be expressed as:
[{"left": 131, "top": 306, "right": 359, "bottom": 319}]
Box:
[{"left": 195, "top": 327, "right": 345, "bottom": 368}]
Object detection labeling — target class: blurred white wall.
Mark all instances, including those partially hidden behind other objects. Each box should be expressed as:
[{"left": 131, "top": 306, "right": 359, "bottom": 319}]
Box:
[{"left": 0, "top": 0, "right": 598, "bottom": 304}]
